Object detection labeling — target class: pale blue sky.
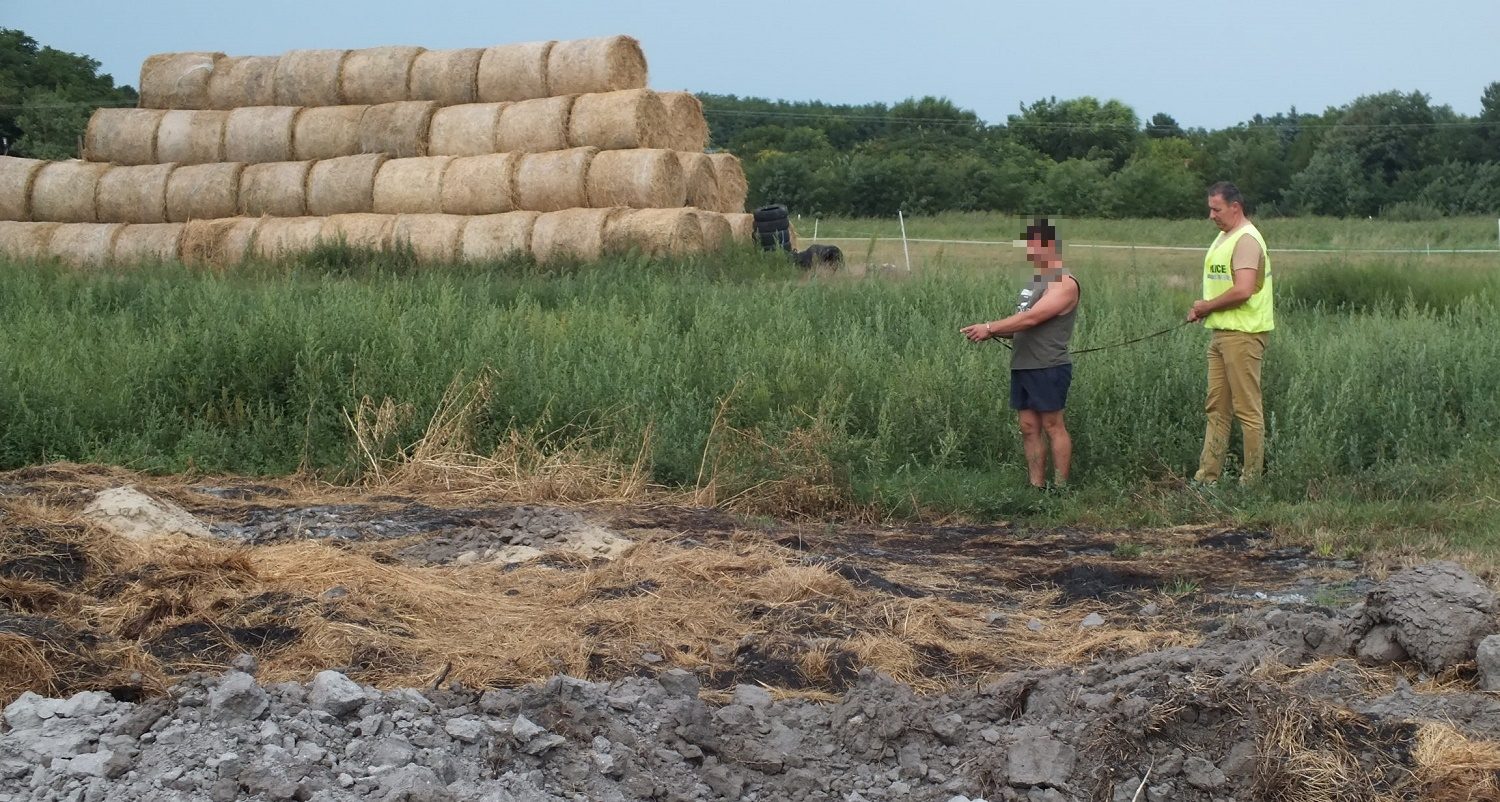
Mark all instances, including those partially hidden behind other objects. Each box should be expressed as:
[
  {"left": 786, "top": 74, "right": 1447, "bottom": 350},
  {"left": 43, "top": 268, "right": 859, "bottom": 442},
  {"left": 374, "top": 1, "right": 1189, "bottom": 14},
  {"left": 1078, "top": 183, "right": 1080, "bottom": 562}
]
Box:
[{"left": 9, "top": 1, "right": 1500, "bottom": 128}]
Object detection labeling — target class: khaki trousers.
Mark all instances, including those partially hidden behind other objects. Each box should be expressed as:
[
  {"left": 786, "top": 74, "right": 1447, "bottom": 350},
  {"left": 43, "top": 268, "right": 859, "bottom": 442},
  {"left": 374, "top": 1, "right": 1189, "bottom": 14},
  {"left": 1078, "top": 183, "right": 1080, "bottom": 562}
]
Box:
[{"left": 1195, "top": 330, "right": 1269, "bottom": 484}]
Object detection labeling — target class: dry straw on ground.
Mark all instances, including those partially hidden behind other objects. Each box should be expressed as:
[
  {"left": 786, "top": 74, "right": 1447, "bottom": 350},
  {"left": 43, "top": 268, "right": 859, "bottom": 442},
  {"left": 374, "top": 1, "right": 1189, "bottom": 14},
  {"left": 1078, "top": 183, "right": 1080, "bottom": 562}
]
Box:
[
  {"left": 476, "top": 40, "right": 553, "bottom": 103},
  {"left": 661, "top": 91, "right": 710, "bottom": 153},
  {"left": 155, "top": 110, "right": 226, "bottom": 165},
  {"left": 604, "top": 208, "right": 704, "bottom": 258},
  {"left": 391, "top": 213, "right": 467, "bottom": 263},
  {"left": 48, "top": 223, "right": 122, "bottom": 267},
  {"left": 410, "top": 48, "right": 483, "bottom": 106},
  {"left": 676, "top": 152, "right": 722, "bottom": 213},
  {"left": 306, "top": 154, "right": 388, "bottom": 216},
  {"left": 30, "top": 162, "right": 109, "bottom": 224},
  {"left": 322, "top": 213, "right": 395, "bottom": 251},
  {"left": 0, "top": 221, "right": 59, "bottom": 261},
  {"left": 293, "top": 106, "right": 369, "bottom": 161},
  {"left": 111, "top": 223, "right": 184, "bottom": 265},
  {"left": 359, "top": 101, "right": 437, "bottom": 159},
  {"left": 694, "top": 210, "right": 733, "bottom": 252},
  {"left": 206, "top": 55, "right": 278, "bottom": 109},
  {"left": 495, "top": 95, "right": 576, "bottom": 154},
  {"left": 461, "top": 211, "right": 538, "bottom": 262},
  {"left": 1413, "top": 722, "right": 1500, "bottom": 801},
  {"left": 274, "top": 49, "right": 349, "bottom": 107},
  {"left": 181, "top": 217, "right": 260, "bottom": 268},
  {"left": 239, "top": 161, "right": 311, "bottom": 218},
  {"left": 515, "top": 147, "right": 596, "bottom": 212},
  {"left": 373, "top": 156, "right": 452, "bottom": 214},
  {"left": 546, "top": 36, "right": 647, "bottom": 97},
  {"left": 530, "top": 207, "right": 618, "bottom": 263},
  {"left": 586, "top": 149, "right": 686, "bottom": 209},
  {"left": 709, "top": 153, "right": 748, "bottom": 214},
  {"left": 340, "top": 46, "right": 425, "bottom": 106},
  {"left": 724, "top": 212, "right": 754, "bottom": 243},
  {"left": 83, "top": 109, "right": 165, "bottom": 166},
  {"left": 0, "top": 156, "right": 45, "bottom": 221},
  {"left": 252, "top": 217, "right": 325, "bottom": 261},
  {"left": 224, "top": 107, "right": 300, "bottom": 164},
  {"left": 428, "top": 103, "right": 507, "bottom": 157},
  {"left": 96, "top": 164, "right": 175, "bottom": 224},
  {"left": 166, "top": 162, "right": 243, "bottom": 222},
  {"left": 568, "top": 89, "right": 671, "bottom": 151},
  {"left": 139, "top": 52, "right": 223, "bottom": 109},
  {"left": 442, "top": 153, "right": 517, "bottom": 215}
]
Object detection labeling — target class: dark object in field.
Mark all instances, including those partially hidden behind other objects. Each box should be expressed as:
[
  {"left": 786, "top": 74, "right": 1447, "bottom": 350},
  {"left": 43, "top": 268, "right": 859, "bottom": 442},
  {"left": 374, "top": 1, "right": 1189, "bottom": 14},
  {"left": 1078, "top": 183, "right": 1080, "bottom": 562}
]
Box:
[
  {"left": 794, "top": 244, "right": 843, "bottom": 269},
  {"left": 752, "top": 204, "right": 792, "bottom": 252}
]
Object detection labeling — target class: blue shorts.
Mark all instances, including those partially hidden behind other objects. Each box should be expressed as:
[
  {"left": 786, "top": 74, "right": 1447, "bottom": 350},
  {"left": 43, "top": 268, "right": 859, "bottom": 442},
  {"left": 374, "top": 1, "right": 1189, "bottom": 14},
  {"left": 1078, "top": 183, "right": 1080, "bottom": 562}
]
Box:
[{"left": 1010, "top": 364, "right": 1073, "bottom": 412}]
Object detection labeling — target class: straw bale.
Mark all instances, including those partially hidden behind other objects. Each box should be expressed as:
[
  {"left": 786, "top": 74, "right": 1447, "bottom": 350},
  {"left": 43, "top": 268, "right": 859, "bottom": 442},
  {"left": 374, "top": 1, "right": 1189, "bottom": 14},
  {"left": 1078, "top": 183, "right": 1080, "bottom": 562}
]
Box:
[
  {"left": 709, "top": 153, "right": 749, "bottom": 213},
  {"left": 586, "top": 149, "right": 686, "bottom": 209},
  {"left": 476, "top": 41, "right": 553, "bottom": 103},
  {"left": 410, "top": 48, "right": 482, "bottom": 106},
  {"left": 155, "top": 110, "right": 226, "bottom": 165},
  {"left": 30, "top": 162, "right": 109, "bottom": 223},
  {"left": 0, "top": 221, "right": 60, "bottom": 261},
  {"left": 676, "top": 152, "right": 722, "bottom": 213},
  {"left": 206, "top": 55, "right": 279, "bottom": 109},
  {"left": 166, "top": 162, "right": 244, "bottom": 222},
  {"left": 429, "top": 103, "right": 506, "bottom": 156},
  {"left": 661, "top": 91, "right": 711, "bottom": 152},
  {"left": 373, "top": 156, "right": 452, "bottom": 214},
  {"left": 321, "top": 213, "right": 394, "bottom": 250},
  {"left": 83, "top": 109, "right": 166, "bottom": 166},
  {"left": 274, "top": 49, "right": 349, "bottom": 107},
  {"left": 461, "top": 211, "right": 537, "bottom": 261},
  {"left": 392, "top": 213, "right": 466, "bottom": 263},
  {"left": 291, "top": 105, "right": 368, "bottom": 161},
  {"left": 724, "top": 212, "right": 754, "bottom": 243},
  {"left": 224, "top": 107, "right": 300, "bottom": 164},
  {"left": 546, "top": 36, "right": 647, "bottom": 97},
  {"left": 441, "top": 153, "right": 516, "bottom": 215},
  {"left": 568, "top": 89, "right": 670, "bottom": 150},
  {"left": 694, "top": 210, "right": 733, "bottom": 252},
  {"left": 341, "top": 46, "right": 425, "bottom": 106},
  {"left": 139, "top": 52, "right": 224, "bottom": 109},
  {"left": 48, "top": 223, "right": 123, "bottom": 267},
  {"left": 495, "top": 95, "right": 575, "bottom": 153},
  {"left": 514, "top": 147, "right": 596, "bottom": 212},
  {"left": 359, "top": 101, "right": 436, "bottom": 159},
  {"left": 0, "top": 156, "right": 46, "bottom": 221},
  {"left": 253, "top": 217, "right": 326, "bottom": 260},
  {"left": 181, "top": 218, "right": 260, "bottom": 267},
  {"left": 307, "top": 154, "right": 388, "bottom": 216},
  {"left": 97, "top": 164, "right": 175, "bottom": 224},
  {"left": 604, "top": 208, "right": 705, "bottom": 258},
  {"left": 112, "top": 223, "right": 184, "bottom": 265},
  {"left": 239, "top": 161, "right": 311, "bottom": 217},
  {"left": 530, "top": 207, "right": 618, "bottom": 264}
]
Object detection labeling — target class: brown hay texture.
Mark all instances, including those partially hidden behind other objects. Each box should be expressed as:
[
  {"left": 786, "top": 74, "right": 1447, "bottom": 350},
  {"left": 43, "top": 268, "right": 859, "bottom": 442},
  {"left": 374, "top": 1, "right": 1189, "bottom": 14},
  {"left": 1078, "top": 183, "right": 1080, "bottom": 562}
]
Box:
[
  {"left": 96, "top": 164, "right": 175, "bottom": 224},
  {"left": 460, "top": 211, "right": 538, "bottom": 262},
  {"left": 181, "top": 217, "right": 260, "bottom": 267},
  {"left": 392, "top": 213, "right": 467, "bottom": 263},
  {"left": 476, "top": 40, "right": 553, "bottom": 103},
  {"left": 30, "top": 162, "right": 109, "bottom": 224},
  {"left": 530, "top": 207, "right": 619, "bottom": 264},
  {"left": 139, "top": 52, "right": 224, "bottom": 109},
  {"left": 359, "top": 101, "right": 437, "bottom": 159},
  {"left": 724, "top": 212, "right": 754, "bottom": 243},
  {"left": 0, "top": 221, "right": 60, "bottom": 261},
  {"left": 340, "top": 46, "right": 426, "bottom": 106},
  {"left": 321, "top": 213, "right": 395, "bottom": 250},
  {"left": 428, "top": 103, "right": 507, "bottom": 157},
  {"left": 441, "top": 153, "right": 517, "bottom": 215},
  {"left": 224, "top": 107, "right": 300, "bottom": 164},
  {"left": 273, "top": 49, "right": 349, "bottom": 107},
  {"left": 567, "top": 88, "right": 671, "bottom": 151},
  {"left": 48, "top": 223, "right": 123, "bottom": 267},
  {"left": 0, "top": 156, "right": 46, "bottom": 221},
  {"left": 495, "top": 95, "right": 576, "bottom": 154},
  {"left": 708, "top": 153, "right": 748, "bottom": 213},
  {"left": 306, "top": 154, "right": 388, "bottom": 216},
  {"left": 586, "top": 148, "right": 687, "bottom": 209},
  {"left": 111, "top": 223, "right": 184, "bottom": 265},
  {"left": 409, "top": 48, "right": 483, "bottom": 106},
  {"left": 373, "top": 156, "right": 452, "bottom": 214},
  {"left": 694, "top": 209, "right": 734, "bottom": 252},
  {"left": 293, "top": 106, "right": 368, "bottom": 161},
  {"left": 154, "top": 111, "right": 226, "bottom": 165},
  {"left": 252, "top": 217, "right": 326, "bottom": 260},
  {"left": 514, "top": 147, "right": 596, "bottom": 212},
  {"left": 205, "top": 55, "right": 279, "bottom": 109},
  {"left": 604, "top": 208, "right": 705, "bottom": 258},
  {"left": 676, "top": 151, "right": 722, "bottom": 212},
  {"left": 546, "top": 36, "right": 648, "bottom": 97},
  {"left": 83, "top": 109, "right": 165, "bottom": 166},
  {"left": 661, "top": 91, "right": 710, "bottom": 152},
  {"left": 165, "top": 162, "right": 244, "bottom": 223},
  {"left": 238, "top": 161, "right": 311, "bottom": 218}
]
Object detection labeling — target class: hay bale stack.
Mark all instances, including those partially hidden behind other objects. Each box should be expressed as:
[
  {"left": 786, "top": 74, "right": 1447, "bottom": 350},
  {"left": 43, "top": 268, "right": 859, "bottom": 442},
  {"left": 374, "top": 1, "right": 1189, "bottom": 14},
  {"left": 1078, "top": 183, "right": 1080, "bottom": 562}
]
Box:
[
  {"left": 530, "top": 207, "right": 618, "bottom": 264},
  {"left": 546, "top": 36, "right": 647, "bottom": 96},
  {"left": 694, "top": 210, "right": 733, "bottom": 252},
  {"left": 253, "top": 217, "right": 326, "bottom": 260},
  {"left": 392, "top": 213, "right": 466, "bottom": 262},
  {"left": 360, "top": 101, "right": 437, "bottom": 158},
  {"left": 306, "top": 154, "right": 387, "bottom": 216},
  {"left": 461, "top": 211, "right": 538, "bottom": 262},
  {"left": 514, "top": 147, "right": 596, "bottom": 212},
  {"left": 429, "top": 103, "right": 507, "bottom": 156},
  {"left": 97, "top": 164, "right": 176, "bottom": 224},
  {"left": 661, "top": 92, "right": 710, "bottom": 152},
  {"left": 155, "top": 110, "right": 226, "bottom": 165},
  {"left": 181, "top": 218, "right": 260, "bottom": 267},
  {"left": 31, "top": 162, "right": 109, "bottom": 223},
  {"left": 568, "top": 89, "right": 670, "bottom": 150},
  {"left": 676, "top": 152, "right": 721, "bottom": 212},
  {"left": 410, "top": 48, "right": 483, "bottom": 106},
  {"left": 49, "top": 223, "right": 123, "bottom": 267},
  {"left": 206, "top": 55, "right": 279, "bottom": 109},
  {"left": 139, "top": 52, "right": 224, "bottom": 109},
  {"left": 84, "top": 109, "right": 166, "bottom": 166},
  {"left": 274, "top": 49, "right": 349, "bottom": 107},
  {"left": 374, "top": 156, "right": 452, "bottom": 214},
  {"left": 166, "top": 162, "right": 244, "bottom": 222},
  {"left": 294, "top": 106, "right": 368, "bottom": 160},
  {"left": 724, "top": 212, "right": 754, "bottom": 243},
  {"left": 476, "top": 40, "right": 553, "bottom": 103},
  {"left": 442, "top": 153, "right": 517, "bottom": 215},
  {"left": 0, "top": 221, "right": 60, "bottom": 261},
  {"left": 112, "top": 223, "right": 184, "bottom": 265},
  {"left": 586, "top": 149, "right": 686, "bottom": 209},
  {"left": 709, "top": 153, "right": 748, "bottom": 213},
  {"left": 239, "top": 161, "right": 311, "bottom": 217},
  {"left": 225, "top": 107, "right": 300, "bottom": 163},
  {"left": 0, "top": 156, "right": 46, "bottom": 221},
  {"left": 341, "top": 46, "right": 425, "bottom": 105},
  {"left": 604, "top": 208, "right": 705, "bottom": 257},
  {"left": 322, "top": 213, "right": 394, "bottom": 250},
  {"left": 495, "top": 95, "right": 576, "bottom": 153}
]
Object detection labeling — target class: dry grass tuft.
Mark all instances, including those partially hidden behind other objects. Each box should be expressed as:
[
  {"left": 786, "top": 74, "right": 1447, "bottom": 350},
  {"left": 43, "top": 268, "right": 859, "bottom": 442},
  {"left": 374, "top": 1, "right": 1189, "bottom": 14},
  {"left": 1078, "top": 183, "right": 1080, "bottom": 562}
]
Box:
[{"left": 1414, "top": 722, "right": 1500, "bottom": 801}]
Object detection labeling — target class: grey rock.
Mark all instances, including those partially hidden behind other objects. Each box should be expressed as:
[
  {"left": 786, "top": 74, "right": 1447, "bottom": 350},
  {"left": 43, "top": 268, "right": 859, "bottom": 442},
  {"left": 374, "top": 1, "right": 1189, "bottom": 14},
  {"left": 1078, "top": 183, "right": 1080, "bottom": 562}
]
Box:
[
  {"left": 732, "top": 684, "right": 773, "bottom": 712},
  {"left": 64, "top": 750, "right": 129, "bottom": 780},
  {"left": 444, "top": 718, "right": 486, "bottom": 744},
  {"left": 511, "top": 715, "right": 545, "bottom": 742},
  {"left": 55, "top": 692, "right": 112, "bottom": 719},
  {"left": 1027, "top": 618, "right": 1045, "bottom": 632},
  {"left": 1138, "top": 603, "right": 1160, "bottom": 617},
  {"left": 1355, "top": 624, "right": 1408, "bottom": 665},
  {"left": 231, "top": 653, "right": 260, "bottom": 675},
  {"left": 209, "top": 671, "right": 269, "bottom": 722},
  {"left": 1006, "top": 726, "right": 1076, "bottom": 787},
  {"left": 310, "top": 671, "right": 365, "bottom": 718},
  {"left": 702, "top": 763, "right": 745, "bottom": 800},
  {"left": 1355, "top": 561, "right": 1499, "bottom": 673},
  {"left": 370, "top": 737, "right": 418, "bottom": 768},
  {"left": 3, "top": 692, "right": 50, "bottom": 730},
  {"left": 1478, "top": 635, "right": 1500, "bottom": 692},
  {"left": 1181, "top": 755, "right": 1225, "bottom": 789},
  {"left": 377, "top": 764, "right": 453, "bottom": 802},
  {"left": 1080, "top": 613, "right": 1106, "bottom": 629},
  {"left": 658, "top": 669, "right": 700, "bottom": 698}
]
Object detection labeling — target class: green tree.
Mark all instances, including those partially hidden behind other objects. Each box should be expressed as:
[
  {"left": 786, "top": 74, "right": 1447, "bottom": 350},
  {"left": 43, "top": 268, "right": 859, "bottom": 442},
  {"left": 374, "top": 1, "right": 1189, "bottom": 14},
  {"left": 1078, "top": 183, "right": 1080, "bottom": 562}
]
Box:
[
  {"left": 1027, "top": 158, "right": 1111, "bottom": 217},
  {"left": 1008, "top": 96, "right": 1140, "bottom": 167},
  {"left": 1105, "top": 139, "right": 1204, "bottom": 218},
  {"left": 1285, "top": 147, "right": 1379, "bottom": 216},
  {"left": 0, "top": 28, "right": 136, "bottom": 157},
  {"left": 1145, "top": 112, "right": 1185, "bottom": 139}
]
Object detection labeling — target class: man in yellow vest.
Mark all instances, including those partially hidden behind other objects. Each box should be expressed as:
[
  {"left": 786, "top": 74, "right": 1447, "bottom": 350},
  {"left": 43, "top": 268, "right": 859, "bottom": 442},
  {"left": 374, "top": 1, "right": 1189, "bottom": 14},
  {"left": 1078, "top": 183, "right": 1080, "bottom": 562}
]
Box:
[{"left": 1187, "top": 182, "right": 1273, "bottom": 486}]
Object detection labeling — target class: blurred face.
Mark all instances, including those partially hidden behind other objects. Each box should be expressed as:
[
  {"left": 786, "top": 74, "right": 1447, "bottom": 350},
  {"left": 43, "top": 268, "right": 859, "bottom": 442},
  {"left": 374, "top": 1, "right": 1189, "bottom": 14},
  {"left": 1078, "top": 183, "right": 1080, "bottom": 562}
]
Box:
[
  {"left": 1207, "top": 194, "right": 1243, "bottom": 233},
  {"left": 1025, "top": 237, "right": 1057, "bottom": 265}
]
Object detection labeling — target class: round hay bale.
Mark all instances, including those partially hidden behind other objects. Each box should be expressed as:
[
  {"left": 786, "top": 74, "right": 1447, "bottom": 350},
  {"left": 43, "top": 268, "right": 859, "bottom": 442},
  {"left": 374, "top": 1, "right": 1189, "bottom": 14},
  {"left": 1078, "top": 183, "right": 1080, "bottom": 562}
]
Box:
[
  {"left": 84, "top": 109, "right": 166, "bottom": 166},
  {"left": 112, "top": 223, "right": 185, "bottom": 265},
  {"left": 514, "top": 147, "right": 595, "bottom": 212},
  {"left": 307, "top": 153, "right": 387, "bottom": 216},
  {"left": 341, "top": 45, "right": 425, "bottom": 105},
  {"left": 529, "top": 207, "right": 618, "bottom": 264},
  {"left": 49, "top": 223, "right": 123, "bottom": 267},
  {"left": 546, "top": 36, "right": 647, "bottom": 97},
  {"left": 568, "top": 88, "right": 670, "bottom": 151},
  {"left": 410, "top": 48, "right": 482, "bottom": 106},
  {"left": 476, "top": 40, "right": 553, "bottom": 103},
  {"left": 181, "top": 218, "right": 260, "bottom": 267},
  {"left": 661, "top": 92, "right": 710, "bottom": 152},
  {"left": 0, "top": 221, "right": 60, "bottom": 261},
  {"left": 604, "top": 208, "right": 705, "bottom": 258},
  {"left": 0, "top": 156, "right": 46, "bottom": 221},
  {"left": 292, "top": 105, "right": 368, "bottom": 161},
  {"left": 373, "top": 156, "right": 452, "bottom": 214},
  {"left": 694, "top": 210, "right": 733, "bottom": 252},
  {"left": 274, "top": 49, "right": 349, "bottom": 107},
  {"left": 253, "top": 216, "right": 327, "bottom": 260},
  {"left": 429, "top": 103, "right": 507, "bottom": 156},
  {"left": 676, "top": 152, "right": 722, "bottom": 212},
  {"left": 224, "top": 107, "right": 300, "bottom": 163},
  {"left": 155, "top": 110, "right": 226, "bottom": 165},
  {"left": 321, "top": 213, "right": 394, "bottom": 250},
  {"left": 461, "top": 211, "right": 538, "bottom": 262},
  {"left": 97, "top": 163, "right": 175, "bottom": 224},
  {"left": 441, "top": 153, "right": 517, "bottom": 215},
  {"left": 359, "top": 101, "right": 436, "bottom": 159},
  {"left": 239, "top": 161, "right": 311, "bottom": 218},
  {"left": 206, "top": 55, "right": 279, "bottom": 109},
  {"left": 709, "top": 153, "right": 748, "bottom": 213},
  {"left": 30, "top": 162, "right": 109, "bottom": 223},
  {"left": 586, "top": 149, "right": 686, "bottom": 209},
  {"left": 391, "top": 213, "right": 466, "bottom": 263},
  {"left": 724, "top": 212, "right": 754, "bottom": 243},
  {"left": 139, "top": 52, "right": 224, "bottom": 109},
  {"left": 495, "top": 95, "right": 575, "bottom": 153},
  {"left": 166, "top": 162, "right": 244, "bottom": 222}
]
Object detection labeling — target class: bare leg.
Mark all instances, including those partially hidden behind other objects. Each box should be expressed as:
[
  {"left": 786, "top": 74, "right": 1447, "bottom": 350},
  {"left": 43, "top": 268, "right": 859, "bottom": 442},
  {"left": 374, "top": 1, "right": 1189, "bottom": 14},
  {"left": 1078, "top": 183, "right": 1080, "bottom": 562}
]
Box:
[
  {"left": 1041, "top": 410, "right": 1071, "bottom": 485},
  {"left": 1018, "top": 410, "right": 1046, "bottom": 488}
]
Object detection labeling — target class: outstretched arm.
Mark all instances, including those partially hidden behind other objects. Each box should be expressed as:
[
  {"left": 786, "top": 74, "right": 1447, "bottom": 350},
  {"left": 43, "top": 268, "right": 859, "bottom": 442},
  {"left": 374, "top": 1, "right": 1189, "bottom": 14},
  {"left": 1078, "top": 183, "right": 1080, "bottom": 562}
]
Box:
[{"left": 962, "top": 277, "right": 1078, "bottom": 342}]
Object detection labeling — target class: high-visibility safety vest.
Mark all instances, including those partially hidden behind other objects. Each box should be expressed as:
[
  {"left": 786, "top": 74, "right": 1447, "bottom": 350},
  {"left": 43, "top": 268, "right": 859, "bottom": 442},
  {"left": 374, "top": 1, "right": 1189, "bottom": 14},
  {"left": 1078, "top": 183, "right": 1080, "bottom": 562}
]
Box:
[{"left": 1203, "top": 223, "right": 1273, "bottom": 332}]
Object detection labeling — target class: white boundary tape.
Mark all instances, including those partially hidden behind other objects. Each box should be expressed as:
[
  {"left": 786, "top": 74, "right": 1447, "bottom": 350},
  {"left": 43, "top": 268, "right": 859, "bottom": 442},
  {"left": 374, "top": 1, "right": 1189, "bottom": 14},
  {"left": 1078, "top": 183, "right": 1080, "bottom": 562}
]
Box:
[{"left": 807, "top": 235, "right": 1500, "bottom": 255}]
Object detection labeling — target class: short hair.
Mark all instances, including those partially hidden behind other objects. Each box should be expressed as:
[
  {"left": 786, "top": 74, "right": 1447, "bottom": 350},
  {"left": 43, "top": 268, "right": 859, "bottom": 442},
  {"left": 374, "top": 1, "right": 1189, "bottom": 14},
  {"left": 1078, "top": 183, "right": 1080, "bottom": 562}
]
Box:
[
  {"left": 1207, "top": 181, "right": 1245, "bottom": 207},
  {"left": 1022, "top": 217, "right": 1059, "bottom": 247}
]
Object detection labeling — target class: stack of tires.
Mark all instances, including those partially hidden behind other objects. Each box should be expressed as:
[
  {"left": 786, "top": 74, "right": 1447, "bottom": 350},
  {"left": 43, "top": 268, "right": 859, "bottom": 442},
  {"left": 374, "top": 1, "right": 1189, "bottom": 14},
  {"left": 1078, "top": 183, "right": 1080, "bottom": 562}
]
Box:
[{"left": 752, "top": 204, "right": 792, "bottom": 252}]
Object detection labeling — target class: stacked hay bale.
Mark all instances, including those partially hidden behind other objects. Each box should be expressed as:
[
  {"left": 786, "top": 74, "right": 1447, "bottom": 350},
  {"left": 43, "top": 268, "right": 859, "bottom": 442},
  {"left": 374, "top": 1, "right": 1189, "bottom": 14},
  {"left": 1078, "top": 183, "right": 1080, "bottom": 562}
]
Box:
[{"left": 0, "top": 36, "right": 752, "bottom": 267}]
